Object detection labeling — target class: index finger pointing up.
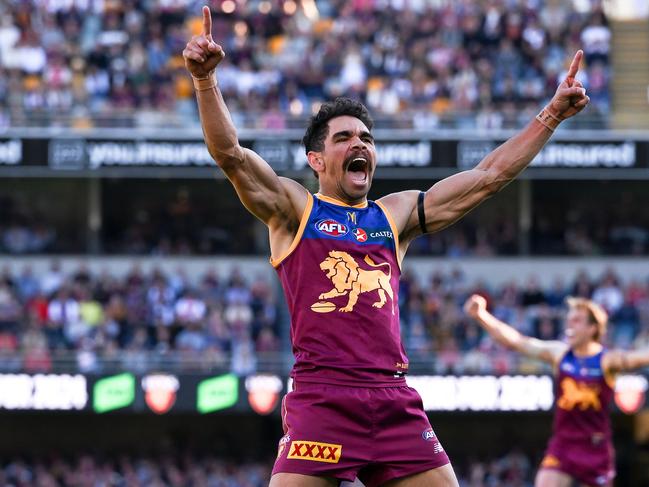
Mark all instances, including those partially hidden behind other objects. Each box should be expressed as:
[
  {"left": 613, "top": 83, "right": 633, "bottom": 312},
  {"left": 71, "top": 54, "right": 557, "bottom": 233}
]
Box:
[
  {"left": 202, "top": 5, "right": 212, "bottom": 37},
  {"left": 566, "top": 49, "right": 583, "bottom": 84}
]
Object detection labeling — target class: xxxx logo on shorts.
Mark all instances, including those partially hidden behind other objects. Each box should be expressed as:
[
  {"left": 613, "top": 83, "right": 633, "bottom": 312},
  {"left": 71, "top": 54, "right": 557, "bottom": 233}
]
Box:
[{"left": 287, "top": 441, "right": 342, "bottom": 463}]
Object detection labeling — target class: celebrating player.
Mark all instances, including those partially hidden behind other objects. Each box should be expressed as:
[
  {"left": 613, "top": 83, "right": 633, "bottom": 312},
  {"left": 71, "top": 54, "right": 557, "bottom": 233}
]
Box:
[
  {"left": 183, "top": 6, "right": 589, "bottom": 486},
  {"left": 464, "top": 294, "right": 649, "bottom": 487}
]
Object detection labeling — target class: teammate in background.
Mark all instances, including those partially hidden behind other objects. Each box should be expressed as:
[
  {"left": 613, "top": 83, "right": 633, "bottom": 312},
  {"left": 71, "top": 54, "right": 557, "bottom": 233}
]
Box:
[
  {"left": 184, "top": 6, "right": 589, "bottom": 486},
  {"left": 464, "top": 294, "right": 649, "bottom": 487}
]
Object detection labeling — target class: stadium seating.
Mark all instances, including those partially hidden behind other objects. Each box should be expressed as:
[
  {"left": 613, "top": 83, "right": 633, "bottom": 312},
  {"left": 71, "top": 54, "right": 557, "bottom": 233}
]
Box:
[{"left": 0, "top": 0, "right": 610, "bottom": 129}]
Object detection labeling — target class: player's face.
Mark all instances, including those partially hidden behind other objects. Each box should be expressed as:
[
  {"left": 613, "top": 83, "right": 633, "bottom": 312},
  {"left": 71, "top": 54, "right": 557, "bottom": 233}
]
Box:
[
  {"left": 318, "top": 116, "right": 376, "bottom": 202},
  {"left": 564, "top": 308, "right": 597, "bottom": 347}
]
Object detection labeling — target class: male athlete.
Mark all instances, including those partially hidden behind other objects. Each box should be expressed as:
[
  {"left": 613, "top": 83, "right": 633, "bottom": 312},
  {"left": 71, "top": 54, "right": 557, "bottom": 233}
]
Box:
[
  {"left": 464, "top": 294, "right": 649, "bottom": 487},
  {"left": 183, "top": 6, "right": 589, "bottom": 486}
]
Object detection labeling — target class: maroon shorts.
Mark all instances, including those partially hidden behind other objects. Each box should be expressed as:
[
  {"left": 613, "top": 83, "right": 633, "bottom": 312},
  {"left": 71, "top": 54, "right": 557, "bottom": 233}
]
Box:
[
  {"left": 541, "top": 436, "right": 615, "bottom": 486},
  {"left": 272, "top": 380, "right": 450, "bottom": 486}
]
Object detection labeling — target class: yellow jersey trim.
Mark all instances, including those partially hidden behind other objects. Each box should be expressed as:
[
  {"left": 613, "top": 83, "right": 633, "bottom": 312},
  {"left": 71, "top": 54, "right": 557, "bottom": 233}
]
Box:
[
  {"left": 315, "top": 193, "right": 368, "bottom": 209},
  {"left": 374, "top": 200, "right": 402, "bottom": 270},
  {"left": 270, "top": 192, "right": 313, "bottom": 268},
  {"left": 603, "top": 369, "right": 616, "bottom": 389}
]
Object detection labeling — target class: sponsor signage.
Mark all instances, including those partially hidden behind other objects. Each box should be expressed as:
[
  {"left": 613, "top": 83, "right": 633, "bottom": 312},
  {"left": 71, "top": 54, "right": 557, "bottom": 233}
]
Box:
[
  {"left": 2, "top": 135, "right": 649, "bottom": 176},
  {"left": 287, "top": 441, "right": 342, "bottom": 463},
  {"left": 407, "top": 375, "right": 554, "bottom": 412},
  {"left": 196, "top": 374, "right": 239, "bottom": 414},
  {"left": 93, "top": 373, "right": 136, "bottom": 413},
  {"left": 142, "top": 373, "right": 180, "bottom": 414},
  {"left": 245, "top": 374, "right": 283, "bottom": 415},
  {"left": 86, "top": 141, "right": 213, "bottom": 168},
  {"left": 531, "top": 141, "right": 636, "bottom": 168},
  {"left": 315, "top": 219, "right": 348, "bottom": 237},
  {"left": 615, "top": 374, "right": 648, "bottom": 414},
  {"left": 0, "top": 373, "right": 648, "bottom": 414},
  {"left": 0, "top": 374, "right": 87, "bottom": 410},
  {"left": 0, "top": 139, "right": 21, "bottom": 165},
  {"left": 457, "top": 140, "right": 639, "bottom": 170}
]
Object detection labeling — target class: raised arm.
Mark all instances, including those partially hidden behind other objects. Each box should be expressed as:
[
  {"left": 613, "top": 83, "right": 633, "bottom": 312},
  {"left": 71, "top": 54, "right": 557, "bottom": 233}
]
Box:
[
  {"left": 182, "top": 7, "right": 306, "bottom": 248},
  {"left": 603, "top": 349, "right": 649, "bottom": 375},
  {"left": 464, "top": 294, "right": 567, "bottom": 365},
  {"left": 379, "top": 51, "right": 589, "bottom": 257}
]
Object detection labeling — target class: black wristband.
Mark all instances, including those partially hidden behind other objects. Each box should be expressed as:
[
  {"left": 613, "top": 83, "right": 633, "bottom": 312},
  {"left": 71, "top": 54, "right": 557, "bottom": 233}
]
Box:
[{"left": 417, "top": 191, "right": 427, "bottom": 234}]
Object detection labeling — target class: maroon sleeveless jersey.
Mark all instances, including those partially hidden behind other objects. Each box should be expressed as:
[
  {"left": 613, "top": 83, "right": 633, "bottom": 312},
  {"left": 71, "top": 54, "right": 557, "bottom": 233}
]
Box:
[
  {"left": 551, "top": 348, "right": 614, "bottom": 444},
  {"left": 542, "top": 348, "right": 615, "bottom": 485},
  {"left": 272, "top": 193, "right": 408, "bottom": 386}
]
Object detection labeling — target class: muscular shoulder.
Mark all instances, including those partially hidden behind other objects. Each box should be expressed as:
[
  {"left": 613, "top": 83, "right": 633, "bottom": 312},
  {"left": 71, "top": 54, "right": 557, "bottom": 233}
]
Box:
[
  {"left": 280, "top": 177, "right": 309, "bottom": 204},
  {"left": 271, "top": 177, "right": 309, "bottom": 231},
  {"left": 377, "top": 190, "right": 419, "bottom": 234}
]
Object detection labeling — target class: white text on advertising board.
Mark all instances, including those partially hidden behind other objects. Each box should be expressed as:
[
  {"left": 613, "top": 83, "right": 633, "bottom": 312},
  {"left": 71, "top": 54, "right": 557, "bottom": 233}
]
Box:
[
  {"left": 458, "top": 141, "right": 636, "bottom": 169},
  {"left": 0, "top": 140, "right": 21, "bottom": 165},
  {"left": 0, "top": 374, "right": 87, "bottom": 410},
  {"left": 406, "top": 375, "right": 554, "bottom": 411},
  {"left": 87, "top": 142, "right": 213, "bottom": 168}
]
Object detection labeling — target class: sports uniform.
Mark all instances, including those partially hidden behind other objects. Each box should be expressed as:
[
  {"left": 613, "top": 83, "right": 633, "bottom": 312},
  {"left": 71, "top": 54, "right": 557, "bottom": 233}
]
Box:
[
  {"left": 271, "top": 193, "right": 448, "bottom": 485},
  {"left": 541, "top": 349, "right": 615, "bottom": 486}
]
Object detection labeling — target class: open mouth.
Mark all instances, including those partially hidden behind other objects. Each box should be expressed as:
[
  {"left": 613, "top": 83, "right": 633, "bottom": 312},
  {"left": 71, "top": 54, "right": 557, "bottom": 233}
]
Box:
[{"left": 344, "top": 156, "right": 370, "bottom": 185}]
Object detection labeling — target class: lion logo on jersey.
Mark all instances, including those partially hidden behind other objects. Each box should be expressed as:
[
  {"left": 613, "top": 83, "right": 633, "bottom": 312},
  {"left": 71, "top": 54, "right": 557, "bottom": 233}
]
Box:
[
  {"left": 314, "top": 251, "right": 393, "bottom": 314},
  {"left": 557, "top": 377, "right": 601, "bottom": 411}
]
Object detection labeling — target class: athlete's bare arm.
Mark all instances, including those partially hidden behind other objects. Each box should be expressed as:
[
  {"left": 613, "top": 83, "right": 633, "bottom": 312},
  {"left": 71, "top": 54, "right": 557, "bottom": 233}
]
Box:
[
  {"left": 464, "top": 294, "right": 567, "bottom": 365},
  {"left": 379, "top": 51, "right": 589, "bottom": 259},
  {"left": 183, "top": 6, "right": 307, "bottom": 258},
  {"left": 603, "top": 349, "right": 649, "bottom": 374}
]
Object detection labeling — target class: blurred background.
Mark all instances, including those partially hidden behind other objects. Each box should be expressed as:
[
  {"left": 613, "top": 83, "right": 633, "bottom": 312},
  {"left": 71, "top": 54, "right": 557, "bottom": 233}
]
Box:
[{"left": 1, "top": 0, "right": 649, "bottom": 485}]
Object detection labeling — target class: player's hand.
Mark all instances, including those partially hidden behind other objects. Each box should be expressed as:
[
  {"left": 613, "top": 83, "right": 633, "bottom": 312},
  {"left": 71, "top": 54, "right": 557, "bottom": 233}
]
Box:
[
  {"left": 546, "top": 50, "right": 590, "bottom": 120},
  {"left": 183, "top": 6, "right": 225, "bottom": 78},
  {"left": 463, "top": 294, "right": 487, "bottom": 318}
]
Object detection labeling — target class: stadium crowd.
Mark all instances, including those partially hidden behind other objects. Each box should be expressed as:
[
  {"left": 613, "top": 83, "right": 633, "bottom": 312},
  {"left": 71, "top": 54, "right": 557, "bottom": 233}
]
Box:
[
  {"left": 0, "top": 262, "right": 647, "bottom": 374},
  {"left": 0, "top": 450, "right": 536, "bottom": 486},
  {"left": 0, "top": 262, "right": 281, "bottom": 374},
  {"left": 0, "top": 0, "right": 610, "bottom": 129},
  {"left": 0, "top": 455, "right": 271, "bottom": 487},
  {"left": 400, "top": 266, "right": 649, "bottom": 374}
]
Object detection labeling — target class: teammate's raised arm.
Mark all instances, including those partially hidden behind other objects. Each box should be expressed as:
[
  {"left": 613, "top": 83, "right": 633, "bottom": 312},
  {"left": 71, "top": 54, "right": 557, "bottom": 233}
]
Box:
[
  {"left": 604, "top": 349, "right": 649, "bottom": 374},
  {"left": 379, "top": 51, "right": 589, "bottom": 257},
  {"left": 464, "top": 294, "right": 566, "bottom": 365},
  {"left": 182, "top": 6, "right": 307, "bottom": 257}
]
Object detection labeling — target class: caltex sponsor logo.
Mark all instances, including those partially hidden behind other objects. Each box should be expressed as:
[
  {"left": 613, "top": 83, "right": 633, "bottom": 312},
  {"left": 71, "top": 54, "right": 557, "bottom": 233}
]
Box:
[{"left": 353, "top": 228, "right": 368, "bottom": 242}]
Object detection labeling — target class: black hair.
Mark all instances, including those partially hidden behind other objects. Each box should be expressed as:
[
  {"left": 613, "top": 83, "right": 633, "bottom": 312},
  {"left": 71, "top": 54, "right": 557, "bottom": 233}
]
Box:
[{"left": 302, "top": 97, "right": 374, "bottom": 154}]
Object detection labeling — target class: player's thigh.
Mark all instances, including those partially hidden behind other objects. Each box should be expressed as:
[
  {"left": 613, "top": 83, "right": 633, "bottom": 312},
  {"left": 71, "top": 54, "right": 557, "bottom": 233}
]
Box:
[
  {"left": 269, "top": 472, "right": 340, "bottom": 487},
  {"left": 382, "top": 464, "right": 459, "bottom": 487},
  {"left": 535, "top": 468, "right": 574, "bottom": 487}
]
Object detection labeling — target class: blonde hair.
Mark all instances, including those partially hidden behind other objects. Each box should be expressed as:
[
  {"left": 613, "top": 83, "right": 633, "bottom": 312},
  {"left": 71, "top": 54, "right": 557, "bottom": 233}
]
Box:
[{"left": 566, "top": 297, "right": 608, "bottom": 342}]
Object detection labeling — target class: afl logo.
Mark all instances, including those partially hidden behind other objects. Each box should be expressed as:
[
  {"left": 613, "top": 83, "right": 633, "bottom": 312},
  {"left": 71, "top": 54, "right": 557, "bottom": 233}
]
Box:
[
  {"left": 353, "top": 228, "right": 368, "bottom": 242},
  {"left": 422, "top": 428, "right": 436, "bottom": 441},
  {"left": 316, "top": 219, "right": 349, "bottom": 237}
]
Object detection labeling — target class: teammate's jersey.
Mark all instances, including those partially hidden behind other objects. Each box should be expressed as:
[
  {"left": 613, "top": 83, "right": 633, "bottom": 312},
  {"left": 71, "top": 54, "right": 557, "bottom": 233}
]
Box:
[
  {"left": 551, "top": 348, "right": 614, "bottom": 445},
  {"left": 272, "top": 193, "right": 408, "bottom": 386}
]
